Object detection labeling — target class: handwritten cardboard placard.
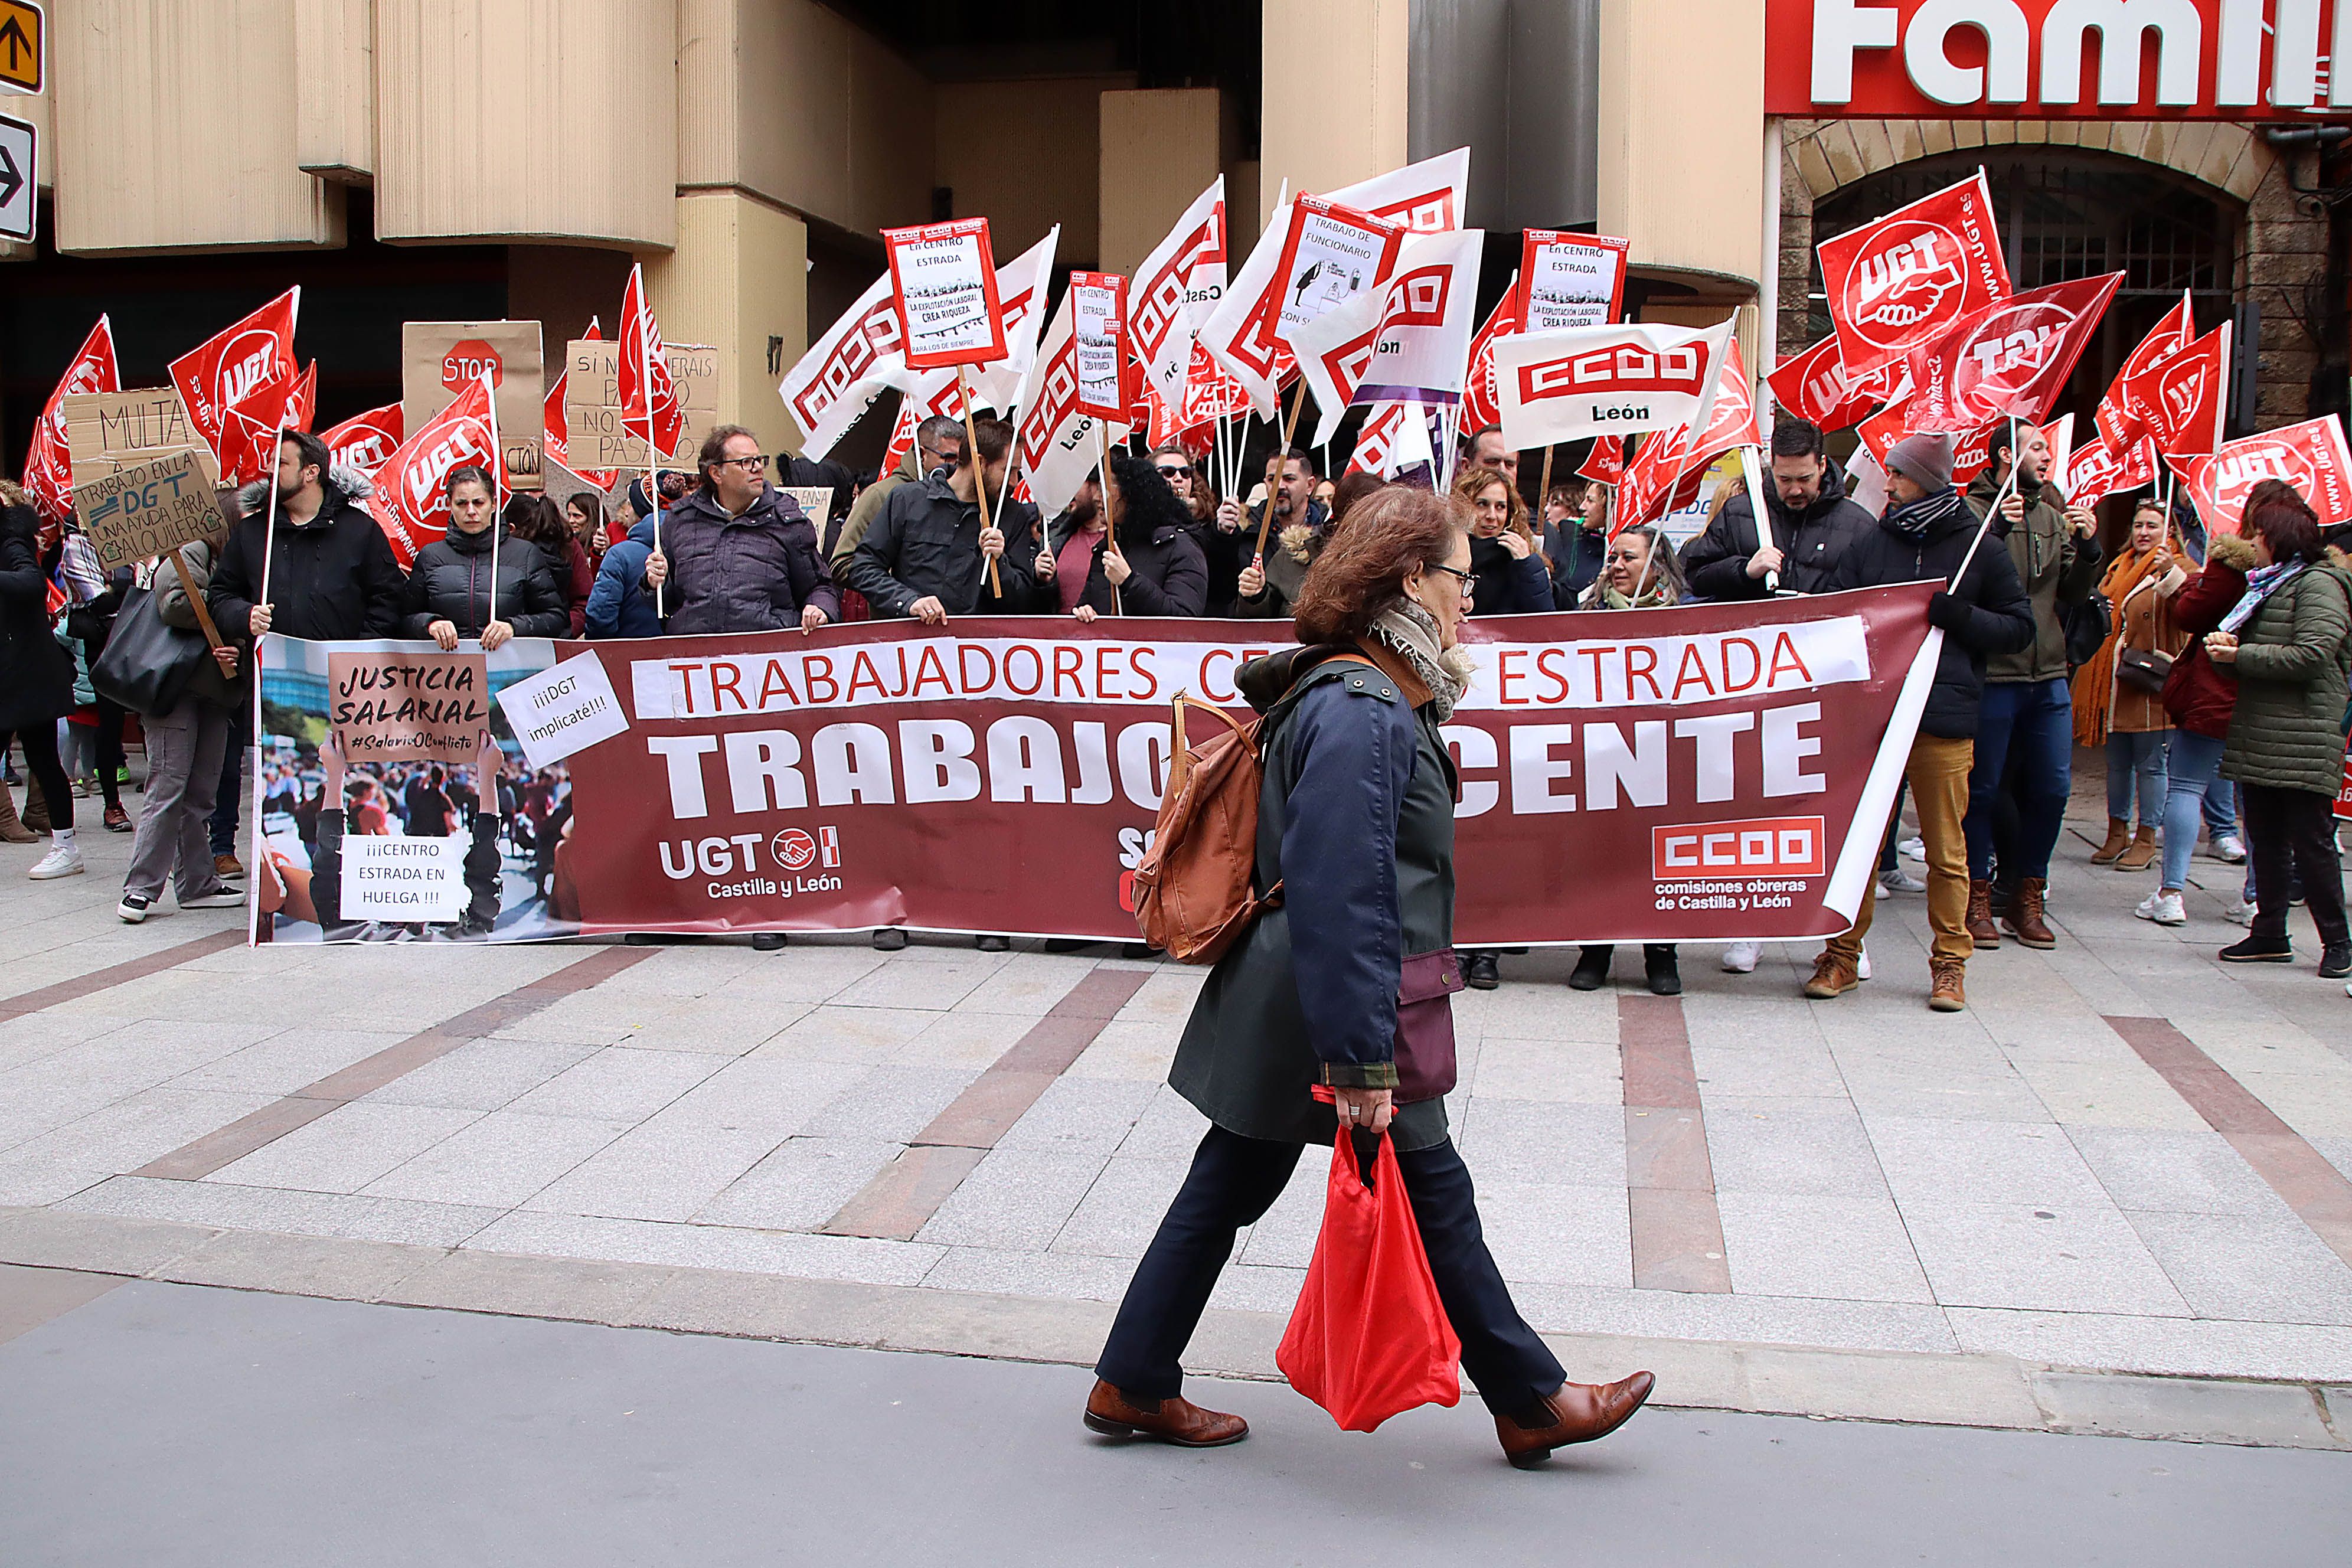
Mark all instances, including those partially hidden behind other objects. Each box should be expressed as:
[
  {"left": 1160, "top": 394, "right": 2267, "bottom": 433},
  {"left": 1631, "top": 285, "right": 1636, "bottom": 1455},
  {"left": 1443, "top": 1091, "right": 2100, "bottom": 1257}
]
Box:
[
  {"left": 74, "top": 449, "right": 219, "bottom": 572},
  {"left": 402, "top": 322, "right": 545, "bottom": 488},
  {"left": 561, "top": 338, "right": 718, "bottom": 471},
  {"left": 63, "top": 386, "right": 221, "bottom": 486},
  {"left": 328, "top": 649, "right": 491, "bottom": 765}
]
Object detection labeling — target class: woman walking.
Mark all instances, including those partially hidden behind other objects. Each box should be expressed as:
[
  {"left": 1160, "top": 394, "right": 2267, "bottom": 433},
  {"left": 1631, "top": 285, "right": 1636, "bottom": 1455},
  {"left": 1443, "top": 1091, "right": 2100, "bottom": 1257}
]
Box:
[
  {"left": 2138, "top": 508, "right": 2259, "bottom": 927},
  {"left": 2208, "top": 485, "right": 2351, "bottom": 977},
  {"left": 0, "top": 483, "right": 82, "bottom": 878},
  {"left": 1087, "top": 486, "right": 1652, "bottom": 1466},
  {"left": 2077, "top": 496, "right": 2188, "bottom": 873}
]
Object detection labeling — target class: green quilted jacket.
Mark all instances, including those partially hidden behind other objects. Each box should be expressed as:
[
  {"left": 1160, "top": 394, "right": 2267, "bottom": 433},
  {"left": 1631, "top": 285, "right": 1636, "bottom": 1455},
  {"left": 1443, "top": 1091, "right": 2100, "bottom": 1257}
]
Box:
[{"left": 2219, "top": 552, "right": 2352, "bottom": 797}]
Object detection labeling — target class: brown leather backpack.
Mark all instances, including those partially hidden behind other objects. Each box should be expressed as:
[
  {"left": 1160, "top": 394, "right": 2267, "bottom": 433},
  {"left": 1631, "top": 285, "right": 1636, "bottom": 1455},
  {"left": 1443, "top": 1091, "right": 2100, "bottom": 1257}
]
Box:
[{"left": 1131, "top": 655, "right": 1372, "bottom": 964}]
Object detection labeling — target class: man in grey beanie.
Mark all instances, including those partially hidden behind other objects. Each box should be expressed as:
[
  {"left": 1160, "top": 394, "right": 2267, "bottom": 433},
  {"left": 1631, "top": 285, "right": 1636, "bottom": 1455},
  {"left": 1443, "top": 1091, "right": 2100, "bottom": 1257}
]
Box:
[{"left": 1804, "top": 432, "right": 2034, "bottom": 1013}]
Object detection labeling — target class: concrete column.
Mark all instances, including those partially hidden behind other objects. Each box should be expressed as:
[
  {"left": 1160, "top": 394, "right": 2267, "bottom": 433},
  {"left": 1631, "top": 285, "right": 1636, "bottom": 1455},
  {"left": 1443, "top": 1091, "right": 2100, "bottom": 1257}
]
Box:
[
  {"left": 1099, "top": 89, "right": 1224, "bottom": 277},
  {"left": 645, "top": 190, "right": 809, "bottom": 460},
  {"left": 1260, "top": 0, "right": 1409, "bottom": 226},
  {"left": 1597, "top": 0, "right": 1766, "bottom": 293}
]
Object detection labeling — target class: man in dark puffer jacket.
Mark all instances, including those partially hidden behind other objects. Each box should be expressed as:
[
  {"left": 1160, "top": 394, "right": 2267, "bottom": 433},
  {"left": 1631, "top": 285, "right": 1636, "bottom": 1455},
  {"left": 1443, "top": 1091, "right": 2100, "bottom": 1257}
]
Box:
[{"left": 1679, "top": 417, "right": 1872, "bottom": 600}]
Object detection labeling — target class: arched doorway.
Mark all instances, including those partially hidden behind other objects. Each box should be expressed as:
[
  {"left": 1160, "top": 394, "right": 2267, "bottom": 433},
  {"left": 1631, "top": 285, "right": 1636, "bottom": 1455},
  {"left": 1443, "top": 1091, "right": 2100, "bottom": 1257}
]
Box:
[{"left": 1806, "top": 149, "right": 2243, "bottom": 433}]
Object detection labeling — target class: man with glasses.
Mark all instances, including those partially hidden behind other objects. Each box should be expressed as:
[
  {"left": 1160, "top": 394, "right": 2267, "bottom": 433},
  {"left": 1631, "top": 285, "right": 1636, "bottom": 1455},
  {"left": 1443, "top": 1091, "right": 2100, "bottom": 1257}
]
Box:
[
  {"left": 642, "top": 424, "right": 840, "bottom": 636},
  {"left": 830, "top": 415, "right": 965, "bottom": 569}
]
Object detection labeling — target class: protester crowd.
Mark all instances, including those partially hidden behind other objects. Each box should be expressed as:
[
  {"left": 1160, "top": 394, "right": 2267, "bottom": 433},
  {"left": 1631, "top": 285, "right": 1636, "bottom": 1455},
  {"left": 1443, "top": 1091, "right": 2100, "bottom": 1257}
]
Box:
[{"left": 5, "top": 404, "right": 2347, "bottom": 1005}]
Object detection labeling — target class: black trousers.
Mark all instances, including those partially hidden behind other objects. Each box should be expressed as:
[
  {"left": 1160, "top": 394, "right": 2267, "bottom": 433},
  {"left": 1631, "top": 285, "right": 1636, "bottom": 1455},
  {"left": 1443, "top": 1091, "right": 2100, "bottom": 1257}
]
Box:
[
  {"left": 1095, "top": 1125, "right": 1565, "bottom": 1417},
  {"left": 2241, "top": 783, "right": 2348, "bottom": 948},
  {"left": 1, "top": 727, "right": 72, "bottom": 832}
]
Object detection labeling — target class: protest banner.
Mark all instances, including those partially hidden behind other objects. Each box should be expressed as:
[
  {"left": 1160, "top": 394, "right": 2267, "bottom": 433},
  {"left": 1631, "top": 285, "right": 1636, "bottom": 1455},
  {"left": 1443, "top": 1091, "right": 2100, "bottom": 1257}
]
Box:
[
  {"left": 63, "top": 386, "right": 221, "bottom": 487},
  {"left": 252, "top": 584, "right": 1938, "bottom": 948},
  {"left": 2097, "top": 293, "right": 2195, "bottom": 452},
  {"left": 22, "top": 315, "right": 117, "bottom": 521},
  {"left": 884, "top": 217, "right": 1008, "bottom": 370},
  {"left": 73, "top": 449, "right": 217, "bottom": 573},
  {"left": 563, "top": 337, "right": 718, "bottom": 472},
  {"left": 168, "top": 288, "right": 300, "bottom": 469},
  {"left": 497, "top": 647, "right": 631, "bottom": 770},
  {"left": 1517, "top": 231, "right": 1630, "bottom": 332},
  {"left": 1495, "top": 319, "right": 1736, "bottom": 450},
  {"left": 2174, "top": 416, "right": 2352, "bottom": 535},
  {"left": 326, "top": 647, "right": 491, "bottom": 765},
  {"left": 1900, "top": 272, "right": 2122, "bottom": 434},
  {"left": 1818, "top": 172, "right": 2008, "bottom": 380}
]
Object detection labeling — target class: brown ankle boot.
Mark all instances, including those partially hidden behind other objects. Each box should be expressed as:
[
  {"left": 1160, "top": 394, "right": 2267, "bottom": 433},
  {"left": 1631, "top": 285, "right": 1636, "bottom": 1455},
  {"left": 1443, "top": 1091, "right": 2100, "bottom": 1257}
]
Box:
[
  {"left": 1966, "top": 878, "right": 2000, "bottom": 948},
  {"left": 1804, "top": 948, "right": 1861, "bottom": 999},
  {"left": 1083, "top": 1379, "right": 1247, "bottom": 1447},
  {"left": 21, "top": 775, "right": 50, "bottom": 834},
  {"left": 1928, "top": 959, "right": 1967, "bottom": 1011},
  {"left": 2005, "top": 877, "right": 2056, "bottom": 948},
  {"left": 2115, "top": 826, "right": 2158, "bottom": 871},
  {"left": 2089, "top": 816, "right": 2131, "bottom": 864},
  {"left": 0, "top": 784, "right": 34, "bottom": 844}
]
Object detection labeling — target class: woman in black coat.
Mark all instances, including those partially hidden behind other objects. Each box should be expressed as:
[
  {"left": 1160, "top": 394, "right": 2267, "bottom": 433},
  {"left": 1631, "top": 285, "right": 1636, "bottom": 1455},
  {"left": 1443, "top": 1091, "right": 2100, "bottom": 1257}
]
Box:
[
  {"left": 1040, "top": 450, "right": 1209, "bottom": 620},
  {"left": 0, "top": 484, "right": 82, "bottom": 878},
  {"left": 1086, "top": 486, "right": 1654, "bottom": 1466},
  {"left": 1453, "top": 464, "right": 1554, "bottom": 616},
  {"left": 400, "top": 468, "right": 570, "bottom": 648}
]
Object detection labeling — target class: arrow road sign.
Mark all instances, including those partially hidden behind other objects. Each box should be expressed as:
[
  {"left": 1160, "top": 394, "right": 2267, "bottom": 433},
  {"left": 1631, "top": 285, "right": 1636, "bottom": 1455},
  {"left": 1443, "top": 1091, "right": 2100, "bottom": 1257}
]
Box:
[
  {"left": 0, "top": 1, "right": 41, "bottom": 95},
  {"left": 0, "top": 111, "right": 34, "bottom": 243}
]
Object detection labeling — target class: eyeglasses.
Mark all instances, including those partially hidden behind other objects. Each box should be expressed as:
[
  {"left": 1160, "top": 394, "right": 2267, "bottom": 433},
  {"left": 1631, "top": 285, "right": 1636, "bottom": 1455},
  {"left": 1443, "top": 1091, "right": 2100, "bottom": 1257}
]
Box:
[
  {"left": 720, "top": 453, "right": 769, "bottom": 472},
  {"left": 1155, "top": 465, "right": 1188, "bottom": 479},
  {"left": 1426, "top": 563, "right": 1476, "bottom": 594}
]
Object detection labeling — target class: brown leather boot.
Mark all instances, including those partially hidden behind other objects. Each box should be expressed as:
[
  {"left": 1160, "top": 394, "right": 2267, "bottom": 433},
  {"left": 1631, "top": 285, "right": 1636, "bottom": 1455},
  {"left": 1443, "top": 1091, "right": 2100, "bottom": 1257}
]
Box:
[
  {"left": 2089, "top": 816, "right": 2131, "bottom": 864},
  {"left": 1966, "top": 878, "right": 2000, "bottom": 948},
  {"left": 0, "top": 784, "right": 34, "bottom": 844},
  {"left": 1803, "top": 949, "right": 1860, "bottom": 999},
  {"left": 1083, "top": 1379, "right": 1247, "bottom": 1447},
  {"left": 1496, "top": 1371, "right": 1656, "bottom": 1468},
  {"left": 1928, "top": 959, "right": 1967, "bottom": 1012},
  {"left": 21, "top": 774, "right": 50, "bottom": 834},
  {"left": 2115, "top": 826, "right": 2158, "bottom": 871},
  {"left": 2005, "top": 877, "right": 2056, "bottom": 949}
]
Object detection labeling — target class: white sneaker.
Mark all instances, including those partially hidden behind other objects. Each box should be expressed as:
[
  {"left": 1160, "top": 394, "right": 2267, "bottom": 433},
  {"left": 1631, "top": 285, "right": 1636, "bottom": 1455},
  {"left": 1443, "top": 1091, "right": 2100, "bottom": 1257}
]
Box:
[
  {"left": 28, "top": 842, "right": 85, "bottom": 880},
  {"left": 1879, "top": 865, "right": 1927, "bottom": 895},
  {"left": 1857, "top": 943, "right": 1873, "bottom": 981},
  {"left": 1899, "top": 836, "right": 1926, "bottom": 862},
  {"left": 117, "top": 891, "right": 152, "bottom": 923},
  {"left": 2224, "top": 898, "right": 2256, "bottom": 927},
  {"left": 1720, "top": 940, "right": 1761, "bottom": 974},
  {"left": 2206, "top": 833, "right": 2246, "bottom": 864},
  {"left": 2135, "top": 890, "right": 2186, "bottom": 926}
]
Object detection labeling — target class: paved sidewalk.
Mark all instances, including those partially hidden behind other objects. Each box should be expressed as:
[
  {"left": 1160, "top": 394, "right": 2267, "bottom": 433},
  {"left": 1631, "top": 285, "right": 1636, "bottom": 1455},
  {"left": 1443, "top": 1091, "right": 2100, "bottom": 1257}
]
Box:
[{"left": 4, "top": 766, "right": 2351, "bottom": 1420}]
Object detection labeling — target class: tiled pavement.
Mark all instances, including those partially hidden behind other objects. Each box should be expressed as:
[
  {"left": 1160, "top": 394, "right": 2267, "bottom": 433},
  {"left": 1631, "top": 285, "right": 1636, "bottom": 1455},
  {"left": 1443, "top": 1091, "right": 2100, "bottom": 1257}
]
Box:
[{"left": 5, "top": 772, "right": 2352, "bottom": 1404}]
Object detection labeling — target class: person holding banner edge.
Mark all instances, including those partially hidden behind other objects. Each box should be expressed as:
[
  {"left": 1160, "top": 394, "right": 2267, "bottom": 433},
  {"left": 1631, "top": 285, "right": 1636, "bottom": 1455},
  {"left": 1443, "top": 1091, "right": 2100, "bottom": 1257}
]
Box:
[
  {"left": 1810, "top": 433, "right": 2034, "bottom": 1014},
  {"left": 211, "top": 431, "right": 406, "bottom": 644}
]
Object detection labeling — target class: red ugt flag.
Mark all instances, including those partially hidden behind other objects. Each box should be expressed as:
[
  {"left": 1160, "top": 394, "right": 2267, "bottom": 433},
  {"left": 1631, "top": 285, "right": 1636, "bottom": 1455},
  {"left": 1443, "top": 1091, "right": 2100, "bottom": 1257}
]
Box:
[
  {"left": 2115, "top": 322, "right": 2230, "bottom": 458},
  {"left": 1818, "top": 174, "right": 2008, "bottom": 381},
  {"left": 2175, "top": 416, "right": 2352, "bottom": 536},
  {"left": 1766, "top": 334, "right": 1876, "bottom": 433},
  {"left": 1460, "top": 278, "right": 1519, "bottom": 434},
  {"left": 169, "top": 288, "right": 300, "bottom": 468},
  {"left": 620, "top": 266, "right": 685, "bottom": 463},
  {"left": 367, "top": 377, "right": 506, "bottom": 569},
  {"left": 2097, "top": 293, "right": 2194, "bottom": 452},
  {"left": 1900, "top": 272, "right": 2122, "bottom": 434},
  {"left": 323, "top": 404, "right": 404, "bottom": 479},
  {"left": 22, "top": 316, "right": 119, "bottom": 522}
]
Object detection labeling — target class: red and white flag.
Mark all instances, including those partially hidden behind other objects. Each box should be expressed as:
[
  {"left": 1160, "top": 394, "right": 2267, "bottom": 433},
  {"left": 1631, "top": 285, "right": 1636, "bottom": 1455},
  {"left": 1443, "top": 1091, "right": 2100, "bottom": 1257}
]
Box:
[
  {"left": 1180, "top": 342, "right": 1252, "bottom": 427},
  {"left": 620, "top": 265, "right": 685, "bottom": 463},
  {"left": 1460, "top": 277, "right": 1518, "bottom": 435},
  {"left": 1015, "top": 291, "right": 1126, "bottom": 520},
  {"left": 780, "top": 272, "right": 904, "bottom": 459},
  {"left": 1765, "top": 333, "right": 1877, "bottom": 432},
  {"left": 880, "top": 371, "right": 974, "bottom": 476},
  {"left": 1952, "top": 418, "right": 2003, "bottom": 487},
  {"left": 1327, "top": 147, "right": 1471, "bottom": 237},
  {"left": 1494, "top": 319, "right": 1736, "bottom": 450},
  {"left": 968, "top": 227, "right": 1060, "bottom": 414},
  {"left": 1615, "top": 428, "right": 1711, "bottom": 533},
  {"left": 21, "top": 316, "right": 119, "bottom": 522},
  {"left": 1856, "top": 401, "right": 1911, "bottom": 471},
  {"left": 1900, "top": 272, "right": 2122, "bottom": 434},
  {"left": 1131, "top": 178, "right": 1229, "bottom": 416},
  {"left": 2115, "top": 321, "right": 2230, "bottom": 457},
  {"left": 1576, "top": 436, "right": 1626, "bottom": 489},
  {"left": 367, "top": 376, "right": 506, "bottom": 569},
  {"left": 1606, "top": 341, "right": 1760, "bottom": 527},
  {"left": 2062, "top": 434, "right": 2158, "bottom": 508},
  {"left": 2096, "top": 293, "right": 2194, "bottom": 452},
  {"left": 324, "top": 404, "right": 404, "bottom": 479},
  {"left": 1291, "top": 228, "right": 1483, "bottom": 445},
  {"left": 2174, "top": 416, "right": 2352, "bottom": 535},
  {"left": 1818, "top": 173, "right": 2008, "bottom": 381},
  {"left": 169, "top": 288, "right": 300, "bottom": 469},
  {"left": 1344, "top": 400, "right": 1442, "bottom": 484}
]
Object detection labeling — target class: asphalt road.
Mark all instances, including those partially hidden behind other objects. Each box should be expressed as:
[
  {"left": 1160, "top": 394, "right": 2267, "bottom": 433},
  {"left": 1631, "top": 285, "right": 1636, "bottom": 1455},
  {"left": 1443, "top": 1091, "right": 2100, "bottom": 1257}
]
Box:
[{"left": 3, "top": 1278, "right": 2346, "bottom": 1567}]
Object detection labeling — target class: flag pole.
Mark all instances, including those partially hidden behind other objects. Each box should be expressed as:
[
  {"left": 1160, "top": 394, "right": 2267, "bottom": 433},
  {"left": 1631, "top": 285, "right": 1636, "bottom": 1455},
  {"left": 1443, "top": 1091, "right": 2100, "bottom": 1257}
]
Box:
[
  {"left": 1100, "top": 419, "right": 1124, "bottom": 616},
  {"left": 1739, "top": 445, "right": 1781, "bottom": 594},
  {"left": 482, "top": 371, "right": 501, "bottom": 639},
  {"left": 1950, "top": 443, "right": 2021, "bottom": 587},
  {"left": 1255, "top": 378, "right": 1308, "bottom": 562},
  {"left": 959, "top": 365, "right": 1002, "bottom": 599}
]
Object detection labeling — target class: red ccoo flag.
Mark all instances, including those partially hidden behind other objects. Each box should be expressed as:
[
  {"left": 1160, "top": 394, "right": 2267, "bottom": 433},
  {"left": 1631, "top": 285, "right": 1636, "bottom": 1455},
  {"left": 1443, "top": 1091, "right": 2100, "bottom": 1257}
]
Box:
[
  {"left": 620, "top": 266, "right": 685, "bottom": 463},
  {"left": 1818, "top": 173, "right": 2008, "bottom": 382},
  {"left": 21, "top": 316, "right": 119, "bottom": 523},
  {"left": 367, "top": 376, "right": 506, "bottom": 569},
  {"left": 2096, "top": 293, "right": 2194, "bottom": 452},
  {"left": 169, "top": 288, "right": 300, "bottom": 469},
  {"left": 1900, "top": 272, "right": 2122, "bottom": 434}
]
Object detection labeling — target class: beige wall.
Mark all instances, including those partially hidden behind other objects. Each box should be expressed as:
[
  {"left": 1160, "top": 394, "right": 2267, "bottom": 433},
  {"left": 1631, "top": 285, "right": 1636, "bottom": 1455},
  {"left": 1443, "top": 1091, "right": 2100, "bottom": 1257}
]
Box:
[
  {"left": 1098, "top": 90, "right": 1223, "bottom": 277},
  {"left": 1597, "top": 0, "right": 1766, "bottom": 293},
  {"left": 936, "top": 76, "right": 1129, "bottom": 266},
  {"left": 296, "top": 0, "right": 374, "bottom": 181},
  {"left": 51, "top": 0, "right": 348, "bottom": 254},
  {"left": 374, "top": 0, "right": 674, "bottom": 248},
  {"left": 1259, "top": 0, "right": 1407, "bottom": 226},
  {"left": 645, "top": 191, "right": 808, "bottom": 459}
]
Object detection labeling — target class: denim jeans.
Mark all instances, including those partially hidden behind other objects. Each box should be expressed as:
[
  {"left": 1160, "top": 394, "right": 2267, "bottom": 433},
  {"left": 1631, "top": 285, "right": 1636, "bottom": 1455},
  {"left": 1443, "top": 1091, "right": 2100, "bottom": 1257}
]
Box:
[
  {"left": 2106, "top": 730, "right": 2167, "bottom": 828},
  {"left": 2203, "top": 776, "right": 2238, "bottom": 840},
  {"left": 2161, "top": 730, "right": 2227, "bottom": 891},
  {"left": 1966, "top": 679, "right": 2073, "bottom": 882}
]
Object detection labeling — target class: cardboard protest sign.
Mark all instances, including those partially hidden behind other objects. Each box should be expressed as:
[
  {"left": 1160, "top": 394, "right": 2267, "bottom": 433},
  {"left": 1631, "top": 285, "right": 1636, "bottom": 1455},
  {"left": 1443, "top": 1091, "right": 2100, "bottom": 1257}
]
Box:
[
  {"left": 1494, "top": 319, "right": 1736, "bottom": 449},
  {"left": 2175, "top": 416, "right": 2352, "bottom": 536},
  {"left": 403, "top": 322, "right": 544, "bottom": 488},
  {"left": 497, "top": 647, "right": 631, "bottom": 770},
  {"left": 1201, "top": 195, "right": 1406, "bottom": 420},
  {"left": 1518, "top": 231, "right": 1631, "bottom": 332},
  {"left": 780, "top": 486, "right": 834, "bottom": 521},
  {"left": 884, "top": 217, "right": 1008, "bottom": 370},
  {"left": 1069, "top": 272, "right": 1132, "bottom": 420},
  {"left": 342, "top": 837, "right": 471, "bottom": 923},
  {"left": 63, "top": 386, "right": 220, "bottom": 486},
  {"left": 327, "top": 648, "right": 491, "bottom": 765},
  {"left": 1901, "top": 272, "right": 2121, "bottom": 435},
  {"left": 23, "top": 316, "right": 118, "bottom": 522},
  {"left": 73, "top": 449, "right": 218, "bottom": 573},
  {"left": 563, "top": 338, "right": 718, "bottom": 471},
  {"left": 1819, "top": 172, "right": 2008, "bottom": 381}
]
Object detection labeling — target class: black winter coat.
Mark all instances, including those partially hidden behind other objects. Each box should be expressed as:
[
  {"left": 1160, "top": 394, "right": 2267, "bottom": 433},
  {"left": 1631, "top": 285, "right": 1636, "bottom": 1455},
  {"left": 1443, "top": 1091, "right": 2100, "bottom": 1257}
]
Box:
[
  {"left": 400, "top": 524, "right": 569, "bottom": 641},
  {"left": 0, "top": 502, "right": 74, "bottom": 731},
  {"left": 211, "top": 482, "right": 406, "bottom": 641},
  {"left": 655, "top": 484, "right": 841, "bottom": 635},
  {"left": 1544, "top": 521, "right": 1607, "bottom": 608},
  {"left": 1168, "top": 642, "right": 1456, "bottom": 1152},
  {"left": 1681, "top": 461, "right": 1873, "bottom": 600},
  {"left": 842, "top": 471, "right": 1044, "bottom": 618},
  {"left": 1468, "top": 530, "right": 1556, "bottom": 615},
  {"left": 1828, "top": 493, "right": 2035, "bottom": 740},
  {"left": 1046, "top": 512, "right": 1210, "bottom": 617}
]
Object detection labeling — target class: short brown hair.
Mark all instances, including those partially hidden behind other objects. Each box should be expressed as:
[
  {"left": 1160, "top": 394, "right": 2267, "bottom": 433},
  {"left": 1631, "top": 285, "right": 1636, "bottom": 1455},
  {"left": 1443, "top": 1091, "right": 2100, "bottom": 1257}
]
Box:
[
  {"left": 1292, "top": 486, "right": 1468, "bottom": 645},
  {"left": 1329, "top": 470, "right": 1386, "bottom": 526},
  {"left": 697, "top": 424, "right": 759, "bottom": 490},
  {"left": 962, "top": 417, "right": 1013, "bottom": 466},
  {"left": 2241, "top": 481, "right": 2324, "bottom": 565}
]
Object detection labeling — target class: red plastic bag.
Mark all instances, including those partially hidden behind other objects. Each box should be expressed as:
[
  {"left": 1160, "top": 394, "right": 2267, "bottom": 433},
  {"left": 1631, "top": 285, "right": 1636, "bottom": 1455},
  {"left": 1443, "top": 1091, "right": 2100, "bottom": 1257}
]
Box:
[{"left": 1276, "top": 1131, "right": 1462, "bottom": 1432}]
